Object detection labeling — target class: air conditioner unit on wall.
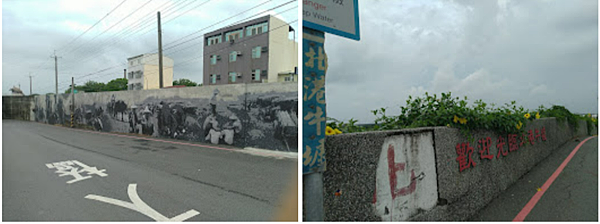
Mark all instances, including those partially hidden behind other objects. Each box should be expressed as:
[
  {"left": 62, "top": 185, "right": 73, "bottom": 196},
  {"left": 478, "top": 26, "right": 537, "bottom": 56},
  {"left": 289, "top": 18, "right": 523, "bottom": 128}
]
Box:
[
  {"left": 237, "top": 73, "right": 242, "bottom": 78},
  {"left": 216, "top": 55, "right": 221, "bottom": 60},
  {"left": 237, "top": 51, "right": 242, "bottom": 56},
  {"left": 261, "top": 46, "right": 268, "bottom": 52}
]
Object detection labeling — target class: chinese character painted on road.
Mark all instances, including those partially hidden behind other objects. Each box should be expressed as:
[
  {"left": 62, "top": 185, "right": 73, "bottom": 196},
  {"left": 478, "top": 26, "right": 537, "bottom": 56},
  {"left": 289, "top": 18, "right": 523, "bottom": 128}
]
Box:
[
  {"left": 456, "top": 142, "right": 476, "bottom": 172},
  {"left": 478, "top": 137, "right": 494, "bottom": 160},
  {"left": 46, "top": 160, "right": 107, "bottom": 184}
]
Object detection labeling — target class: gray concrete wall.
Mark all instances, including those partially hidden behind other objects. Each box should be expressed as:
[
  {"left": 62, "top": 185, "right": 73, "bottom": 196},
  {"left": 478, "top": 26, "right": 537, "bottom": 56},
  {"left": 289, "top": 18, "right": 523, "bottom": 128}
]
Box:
[
  {"left": 31, "top": 82, "right": 298, "bottom": 152},
  {"left": 2, "top": 95, "right": 35, "bottom": 120},
  {"left": 319, "top": 118, "right": 595, "bottom": 221}
]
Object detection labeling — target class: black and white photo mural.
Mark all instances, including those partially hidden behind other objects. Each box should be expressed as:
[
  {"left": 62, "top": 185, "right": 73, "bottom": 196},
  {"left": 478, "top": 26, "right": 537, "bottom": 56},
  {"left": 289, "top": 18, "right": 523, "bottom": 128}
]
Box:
[{"left": 32, "top": 83, "right": 298, "bottom": 152}]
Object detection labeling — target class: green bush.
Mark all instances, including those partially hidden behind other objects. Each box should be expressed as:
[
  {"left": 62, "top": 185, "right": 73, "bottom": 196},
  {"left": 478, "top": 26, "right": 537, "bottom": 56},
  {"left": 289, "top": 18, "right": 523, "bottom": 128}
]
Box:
[{"left": 326, "top": 92, "right": 594, "bottom": 137}]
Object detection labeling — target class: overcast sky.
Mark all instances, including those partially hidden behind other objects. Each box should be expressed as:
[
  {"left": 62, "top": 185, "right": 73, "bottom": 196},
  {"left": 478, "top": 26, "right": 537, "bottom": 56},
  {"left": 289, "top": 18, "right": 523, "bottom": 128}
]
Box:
[
  {"left": 324, "top": 0, "right": 598, "bottom": 123},
  {"left": 2, "top": 0, "right": 298, "bottom": 95}
]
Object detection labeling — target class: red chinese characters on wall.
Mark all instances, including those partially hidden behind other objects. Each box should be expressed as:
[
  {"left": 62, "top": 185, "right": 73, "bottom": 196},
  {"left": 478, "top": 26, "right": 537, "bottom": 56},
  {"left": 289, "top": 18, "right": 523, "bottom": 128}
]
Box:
[
  {"left": 455, "top": 127, "right": 548, "bottom": 172},
  {"left": 478, "top": 137, "right": 494, "bottom": 160},
  {"left": 456, "top": 142, "right": 476, "bottom": 172}
]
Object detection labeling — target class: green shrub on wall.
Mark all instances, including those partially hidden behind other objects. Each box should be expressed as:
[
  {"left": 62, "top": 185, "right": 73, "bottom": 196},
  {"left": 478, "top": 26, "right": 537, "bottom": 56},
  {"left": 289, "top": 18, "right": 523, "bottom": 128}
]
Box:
[{"left": 327, "top": 92, "right": 595, "bottom": 138}]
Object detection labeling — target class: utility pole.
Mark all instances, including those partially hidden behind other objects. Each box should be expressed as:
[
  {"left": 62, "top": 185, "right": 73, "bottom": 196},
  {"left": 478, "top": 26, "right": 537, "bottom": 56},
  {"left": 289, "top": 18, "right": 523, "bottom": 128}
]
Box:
[
  {"left": 157, "top": 11, "right": 164, "bottom": 89},
  {"left": 51, "top": 51, "right": 62, "bottom": 98},
  {"left": 29, "top": 73, "right": 32, "bottom": 95},
  {"left": 71, "top": 77, "right": 74, "bottom": 128},
  {"left": 124, "top": 69, "right": 127, "bottom": 79}
]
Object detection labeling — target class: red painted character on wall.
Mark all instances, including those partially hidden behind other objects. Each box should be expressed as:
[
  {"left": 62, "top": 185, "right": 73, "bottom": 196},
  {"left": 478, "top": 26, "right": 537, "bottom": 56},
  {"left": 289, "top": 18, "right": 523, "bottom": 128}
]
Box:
[
  {"left": 497, "top": 135, "right": 509, "bottom": 158},
  {"left": 478, "top": 137, "right": 494, "bottom": 160},
  {"left": 528, "top": 129, "right": 535, "bottom": 145},
  {"left": 508, "top": 134, "right": 519, "bottom": 152},
  {"left": 456, "top": 142, "right": 476, "bottom": 172}
]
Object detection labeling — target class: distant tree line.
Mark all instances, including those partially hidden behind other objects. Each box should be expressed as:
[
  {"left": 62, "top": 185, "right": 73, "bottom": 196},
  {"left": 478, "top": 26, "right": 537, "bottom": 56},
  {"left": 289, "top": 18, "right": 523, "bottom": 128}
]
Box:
[{"left": 64, "top": 78, "right": 201, "bottom": 93}]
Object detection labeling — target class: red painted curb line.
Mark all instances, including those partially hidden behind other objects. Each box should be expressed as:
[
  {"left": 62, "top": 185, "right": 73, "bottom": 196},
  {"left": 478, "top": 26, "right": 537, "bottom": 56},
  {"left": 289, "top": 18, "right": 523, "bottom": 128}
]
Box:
[{"left": 513, "top": 135, "right": 597, "bottom": 222}]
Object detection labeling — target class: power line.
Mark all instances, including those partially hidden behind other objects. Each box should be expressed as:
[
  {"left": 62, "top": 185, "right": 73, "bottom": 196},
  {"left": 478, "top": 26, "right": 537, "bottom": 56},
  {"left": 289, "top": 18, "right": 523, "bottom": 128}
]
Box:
[
  {"left": 63, "top": 0, "right": 154, "bottom": 56},
  {"left": 39, "top": 1, "right": 296, "bottom": 93},
  {"left": 60, "top": 0, "right": 191, "bottom": 70},
  {"left": 60, "top": 0, "right": 274, "bottom": 75},
  {"left": 57, "top": 0, "right": 128, "bottom": 53},
  {"left": 54, "top": 17, "right": 298, "bottom": 93}
]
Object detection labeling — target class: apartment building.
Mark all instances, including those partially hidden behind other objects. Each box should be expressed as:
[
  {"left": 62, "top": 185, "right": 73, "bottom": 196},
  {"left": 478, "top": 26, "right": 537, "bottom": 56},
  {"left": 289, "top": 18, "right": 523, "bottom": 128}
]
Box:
[
  {"left": 126, "top": 53, "right": 174, "bottom": 90},
  {"left": 203, "top": 15, "right": 298, "bottom": 85}
]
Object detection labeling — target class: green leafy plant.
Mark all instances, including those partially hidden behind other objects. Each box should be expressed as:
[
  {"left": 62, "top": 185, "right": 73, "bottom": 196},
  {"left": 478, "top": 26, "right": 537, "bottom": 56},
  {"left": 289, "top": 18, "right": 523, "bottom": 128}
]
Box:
[{"left": 326, "top": 92, "right": 595, "bottom": 138}]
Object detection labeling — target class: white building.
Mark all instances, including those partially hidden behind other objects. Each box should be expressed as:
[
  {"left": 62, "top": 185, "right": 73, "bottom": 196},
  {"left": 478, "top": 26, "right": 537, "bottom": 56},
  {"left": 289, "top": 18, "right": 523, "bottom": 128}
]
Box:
[{"left": 127, "top": 53, "right": 174, "bottom": 90}]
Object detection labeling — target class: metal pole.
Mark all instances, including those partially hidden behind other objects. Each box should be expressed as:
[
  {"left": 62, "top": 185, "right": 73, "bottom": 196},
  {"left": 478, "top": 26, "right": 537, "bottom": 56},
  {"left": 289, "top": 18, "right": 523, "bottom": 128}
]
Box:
[
  {"left": 71, "top": 77, "right": 74, "bottom": 128},
  {"left": 157, "top": 11, "right": 164, "bottom": 88},
  {"left": 54, "top": 51, "right": 58, "bottom": 96},
  {"left": 302, "top": 27, "right": 327, "bottom": 221},
  {"left": 304, "top": 172, "right": 324, "bottom": 221},
  {"left": 124, "top": 69, "right": 127, "bottom": 79},
  {"left": 29, "top": 73, "right": 32, "bottom": 95}
]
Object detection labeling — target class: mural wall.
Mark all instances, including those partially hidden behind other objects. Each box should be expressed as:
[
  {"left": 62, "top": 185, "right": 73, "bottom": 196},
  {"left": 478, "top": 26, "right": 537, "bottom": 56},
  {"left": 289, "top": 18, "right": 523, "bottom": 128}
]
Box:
[{"left": 32, "top": 83, "right": 298, "bottom": 152}]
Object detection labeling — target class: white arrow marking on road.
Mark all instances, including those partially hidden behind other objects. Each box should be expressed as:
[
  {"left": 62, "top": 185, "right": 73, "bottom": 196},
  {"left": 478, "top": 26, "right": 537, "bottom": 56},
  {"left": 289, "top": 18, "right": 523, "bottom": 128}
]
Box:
[{"left": 85, "top": 184, "right": 199, "bottom": 222}]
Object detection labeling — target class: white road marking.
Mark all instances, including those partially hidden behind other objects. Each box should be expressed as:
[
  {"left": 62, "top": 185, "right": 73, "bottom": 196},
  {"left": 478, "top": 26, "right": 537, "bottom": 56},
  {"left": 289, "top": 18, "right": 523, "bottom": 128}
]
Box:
[
  {"left": 85, "top": 184, "right": 199, "bottom": 222},
  {"left": 46, "top": 160, "right": 108, "bottom": 184}
]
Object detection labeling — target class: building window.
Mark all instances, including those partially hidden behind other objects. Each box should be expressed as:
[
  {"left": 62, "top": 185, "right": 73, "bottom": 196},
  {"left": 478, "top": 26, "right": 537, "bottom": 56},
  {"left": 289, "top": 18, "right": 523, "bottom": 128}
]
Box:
[
  {"left": 128, "top": 72, "right": 134, "bottom": 79},
  {"left": 210, "top": 55, "right": 217, "bottom": 65},
  {"left": 252, "top": 46, "right": 261, "bottom": 59},
  {"left": 284, "top": 76, "right": 294, "bottom": 82},
  {"left": 135, "top": 71, "right": 143, "bottom": 79},
  {"left": 207, "top": 35, "right": 222, "bottom": 46},
  {"left": 135, "top": 83, "right": 143, "bottom": 90},
  {"left": 246, "top": 22, "right": 268, "bottom": 37},
  {"left": 229, "top": 51, "right": 237, "bottom": 62},
  {"left": 228, "top": 72, "right": 237, "bottom": 83},
  {"left": 210, "top": 74, "right": 217, "bottom": 84},
  {"left": 225, "top": 29, "right": 243, "bottom": 42},
  {"left": 251, "top": 69, "right": 262, "bottom": 81}
]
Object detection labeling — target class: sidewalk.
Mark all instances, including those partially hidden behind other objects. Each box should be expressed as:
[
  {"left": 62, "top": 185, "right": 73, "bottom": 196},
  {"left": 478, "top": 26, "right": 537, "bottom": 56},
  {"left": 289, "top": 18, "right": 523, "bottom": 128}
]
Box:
[{"left": 471, "top": 136, "right": 598, "bottom": 221}]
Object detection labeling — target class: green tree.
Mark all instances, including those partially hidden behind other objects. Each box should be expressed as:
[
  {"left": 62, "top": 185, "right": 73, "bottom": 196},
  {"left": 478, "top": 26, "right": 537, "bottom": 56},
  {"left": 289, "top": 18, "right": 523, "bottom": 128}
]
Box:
[
  {"left": 173, "top": 78, "right": 198, "bottom": 87},
  {"left": 104, "top": 78, "right": 128, "bottom": 91},
  {"left": 78, "top": 81, "right": 105, "bottom": 93}
]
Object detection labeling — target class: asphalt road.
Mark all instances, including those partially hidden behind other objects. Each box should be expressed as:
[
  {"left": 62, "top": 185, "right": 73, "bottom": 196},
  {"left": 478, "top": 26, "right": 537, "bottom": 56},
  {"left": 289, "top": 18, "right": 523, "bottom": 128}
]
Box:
[
  {"left": 471, "top": 135, "right": 598, "bottom": 221},
  {"left": 2, "top": 120, "right": 298, "bottom": 221}
]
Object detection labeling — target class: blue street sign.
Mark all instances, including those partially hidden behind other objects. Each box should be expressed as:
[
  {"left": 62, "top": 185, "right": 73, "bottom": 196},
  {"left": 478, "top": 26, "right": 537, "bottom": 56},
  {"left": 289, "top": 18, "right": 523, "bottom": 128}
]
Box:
[{"left": 303, "top": 28, "right": 327, "bottom": 174}]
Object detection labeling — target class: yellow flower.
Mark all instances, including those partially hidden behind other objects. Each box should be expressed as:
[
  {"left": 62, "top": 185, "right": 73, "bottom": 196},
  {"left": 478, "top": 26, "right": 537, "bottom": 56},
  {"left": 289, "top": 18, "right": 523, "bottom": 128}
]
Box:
[
  {"left": 334, "top": 128, "right": 342, "bottom": 134},
  {"left": 459, "top": 118, "right": 467, "bottom": 124},
  {"left": 524, "top": 113, "right": 531, "bottom": 119},
  {"left": 535, "top": 112, "right": 540, "bottom": 119},
  {"left": 516, "top": 121, "right": 523, "bottom": 130},
  {"left": 588, "top": 113, "right": 592, "bottom": 118},
  {"left": 446, "top": 124, "right": 451, "bottom": 127},
  {"left": 326, "top": 126, "right": 335, "bottom": 136},
  {"left": 453, "top": 115, "right": 459, "bottom": 123}
]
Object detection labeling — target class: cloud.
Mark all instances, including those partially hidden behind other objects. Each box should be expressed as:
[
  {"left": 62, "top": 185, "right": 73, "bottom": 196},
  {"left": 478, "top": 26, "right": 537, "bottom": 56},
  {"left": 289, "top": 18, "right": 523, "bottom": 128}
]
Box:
[
  {"left": 3, "top": 0, "right": 298, "bottom": 94},
  {"left": 324, "top": 0, "right": 597, "bottom": 123}
]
